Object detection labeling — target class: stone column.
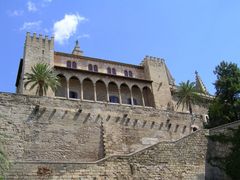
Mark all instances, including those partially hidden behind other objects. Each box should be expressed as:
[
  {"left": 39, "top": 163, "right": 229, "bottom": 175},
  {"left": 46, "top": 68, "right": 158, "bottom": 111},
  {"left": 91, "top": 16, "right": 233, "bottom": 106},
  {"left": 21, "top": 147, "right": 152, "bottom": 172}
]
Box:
[
  {"left": 80, "top": 82, "right": 83, "bottom": 100},
  {"left": 94, "top": 84, "right": 97, "bottom": 102},
  {"left": 141, "top": 91, "right": 145, "bottom": 107},
  {"left": 118, "top": 88, "right": 122, "bottom": 104},
  {"left": 130, "top": 89, "right": 134, "bottom": 105},
  {"left": 107, "top": 87, "right": 109, "bottom": 102},
  {"left": 66, "top": 79, "right": 69, "bottom": 99}
]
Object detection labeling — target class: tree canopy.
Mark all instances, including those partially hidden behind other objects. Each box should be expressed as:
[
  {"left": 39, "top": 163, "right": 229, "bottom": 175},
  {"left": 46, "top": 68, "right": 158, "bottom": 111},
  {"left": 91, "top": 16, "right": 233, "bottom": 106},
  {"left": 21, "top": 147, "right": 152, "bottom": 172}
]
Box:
[
  {"left": 24, "top": 63, "right": 60, "bottom": 96},
  {"left": 208, "top": 61, "right": 240, "bottom": 128},
  {"left": 176, "top": 80, "right": 200, "bottom": 114}
]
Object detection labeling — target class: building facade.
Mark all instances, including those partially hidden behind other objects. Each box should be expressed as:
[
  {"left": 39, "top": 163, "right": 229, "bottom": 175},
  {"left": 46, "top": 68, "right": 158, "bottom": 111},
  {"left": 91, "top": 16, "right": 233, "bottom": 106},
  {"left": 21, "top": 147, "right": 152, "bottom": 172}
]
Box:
[
  {"left": 0, "top": 32, "right": 223, "bottom": 179},
  {"left": 16, "top": 32, "right": 210, "bottom": 114}
]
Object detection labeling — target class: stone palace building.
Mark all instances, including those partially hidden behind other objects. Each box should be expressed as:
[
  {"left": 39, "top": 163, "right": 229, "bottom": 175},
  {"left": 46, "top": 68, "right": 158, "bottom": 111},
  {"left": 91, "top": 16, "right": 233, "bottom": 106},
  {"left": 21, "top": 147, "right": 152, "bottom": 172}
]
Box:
[
  {"left": 16, "top": 32, "right": 210, "bottom": 115},
  {"left": 0, "top": 32, "right": 227, "bottom": 179}
]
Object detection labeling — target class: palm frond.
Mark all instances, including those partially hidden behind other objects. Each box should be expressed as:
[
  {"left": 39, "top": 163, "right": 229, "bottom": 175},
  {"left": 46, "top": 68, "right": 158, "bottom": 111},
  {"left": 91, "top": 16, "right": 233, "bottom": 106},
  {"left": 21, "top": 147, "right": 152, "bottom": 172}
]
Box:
[
  {"left": 24, "top": 63, "right": 60, "bottom": 96},
  {"left": 176, "top": 80, "right": 200, "bottom": 114}
]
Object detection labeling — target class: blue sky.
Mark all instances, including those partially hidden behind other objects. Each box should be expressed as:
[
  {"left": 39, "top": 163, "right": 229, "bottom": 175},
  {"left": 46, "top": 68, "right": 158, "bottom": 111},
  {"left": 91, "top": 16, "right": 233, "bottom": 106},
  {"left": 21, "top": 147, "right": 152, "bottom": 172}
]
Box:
[{"left": 0, "top": 0, "right": 240, "bottom": 94}]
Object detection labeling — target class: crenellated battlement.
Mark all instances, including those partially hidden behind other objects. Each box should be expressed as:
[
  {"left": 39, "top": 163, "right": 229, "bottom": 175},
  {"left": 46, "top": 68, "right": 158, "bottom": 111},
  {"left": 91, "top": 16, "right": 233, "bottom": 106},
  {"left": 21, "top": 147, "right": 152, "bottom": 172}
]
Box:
[
  {"left": 143, "top": 55, "right": 165, "bottom": 65},
  {"left": 25, "top": 32, "right": 54, "bottom": 50}
]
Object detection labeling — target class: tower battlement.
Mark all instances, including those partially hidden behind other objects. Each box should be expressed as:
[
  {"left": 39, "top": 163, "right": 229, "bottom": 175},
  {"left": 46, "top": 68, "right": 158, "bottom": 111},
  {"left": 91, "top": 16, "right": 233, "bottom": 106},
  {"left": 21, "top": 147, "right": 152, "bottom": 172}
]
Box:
[
  {"left": 25, "top": 32, "right": 54, "bottom": 50},
  {"left": 144, "top": 55, "right": 164, "bottom": 62}
]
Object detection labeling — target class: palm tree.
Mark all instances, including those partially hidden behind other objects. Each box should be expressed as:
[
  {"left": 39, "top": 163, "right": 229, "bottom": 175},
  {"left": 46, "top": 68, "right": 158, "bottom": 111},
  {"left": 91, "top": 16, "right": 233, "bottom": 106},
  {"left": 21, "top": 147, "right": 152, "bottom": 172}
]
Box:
[
  {"left": 176, "top": 80, "right": 200, "bottom": 114},
  {"left": 24, "top": 63, "right": 60, "bottom": 96}
]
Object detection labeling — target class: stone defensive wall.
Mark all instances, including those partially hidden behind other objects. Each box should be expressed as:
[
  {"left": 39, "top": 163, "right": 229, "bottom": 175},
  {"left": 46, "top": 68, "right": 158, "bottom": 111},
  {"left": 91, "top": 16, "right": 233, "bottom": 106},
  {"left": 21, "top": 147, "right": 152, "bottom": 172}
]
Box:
[
  {"left": 0, "top": 92, "right": 207, "bottom": 179},
  {"left": 0, "top": 92, "right": 203, "bottom": 160},
  {"left": 5, "top": 130, "right": 208, "bottom": 179}
]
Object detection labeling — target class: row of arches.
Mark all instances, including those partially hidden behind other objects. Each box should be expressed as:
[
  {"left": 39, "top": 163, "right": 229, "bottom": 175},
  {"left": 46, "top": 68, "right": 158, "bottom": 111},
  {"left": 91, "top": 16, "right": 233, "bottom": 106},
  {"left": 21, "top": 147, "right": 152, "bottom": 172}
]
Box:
[{"left": 55, "top": 75, "right": 155, "bottom": 107}]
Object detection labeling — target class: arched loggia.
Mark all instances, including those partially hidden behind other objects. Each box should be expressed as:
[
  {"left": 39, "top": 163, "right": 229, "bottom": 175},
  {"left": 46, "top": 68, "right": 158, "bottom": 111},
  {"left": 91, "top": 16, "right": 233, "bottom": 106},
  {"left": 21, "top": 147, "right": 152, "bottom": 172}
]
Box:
[
  {"left": 55, "top": 74, "right": 67, "bottom": 98},
  {"left": 96, "top": 80, "right": 107, "bottom": 102},
  {"left": 120, "top": 83, "right": 131, "bottom": 105},
  {"left": 132, "top": 85, "right": 143, "bottom": 105},
  {"left": 83, "top": 78, "right": 94, "bottom": 100},
  {"left": 143, "top": 86, "right": 154, "bottom": 107},
  {"left": 108, "top": 82, "right": 119, "bottom": 103},
  {"left": 69, "top": 76, "right": 81, "bottom": 99}
]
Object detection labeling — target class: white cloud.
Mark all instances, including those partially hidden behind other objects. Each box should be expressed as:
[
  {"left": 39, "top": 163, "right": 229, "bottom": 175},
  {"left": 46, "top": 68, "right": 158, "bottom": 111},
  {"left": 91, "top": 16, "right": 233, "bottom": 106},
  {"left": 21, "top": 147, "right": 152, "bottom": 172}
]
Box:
[
  {"left": 53, "top": 14, "right": 87, "bottom": 44},
  {"left": 20, "top": 21, "right": 42, "bottom": 31},
  {"left": 8, "top": 10, "right": 24, "bottom": 16},
  {"left": 77, "top": 34, "right": 90, "bottom": 39},
  {"left": 27, "top": 1, "right": 37, "bottom": 12}
]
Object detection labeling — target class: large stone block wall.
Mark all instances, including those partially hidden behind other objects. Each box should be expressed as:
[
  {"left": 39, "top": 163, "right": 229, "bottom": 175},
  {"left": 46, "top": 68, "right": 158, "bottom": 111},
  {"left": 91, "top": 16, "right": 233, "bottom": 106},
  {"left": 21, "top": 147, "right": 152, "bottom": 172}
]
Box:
[
  {"left": 103, "top": 110, "right": 201, "bottom": 155},
  {"left": 0, "top": 94, "right": 102, "bottom": 162},
  {"left": 5, "top": 130, "right": 208, "bottom": 179},
  {"left": 0, "top": 92, "right": 204, "bottom": 161}
]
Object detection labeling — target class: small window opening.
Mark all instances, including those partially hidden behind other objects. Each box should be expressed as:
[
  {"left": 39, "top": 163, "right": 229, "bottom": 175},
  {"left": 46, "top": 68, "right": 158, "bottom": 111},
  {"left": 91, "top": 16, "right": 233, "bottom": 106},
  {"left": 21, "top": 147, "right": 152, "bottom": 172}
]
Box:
[
  {"left": 182, "top": 126, "right": 187, "bottom": 133},
  {"left": 72, "top": 61, "right": 77, "bottom": 69},
  {"left": 88, "top": 64, "right": 93, "bottom": 71},
  {"left": 112, "top": 68, "right": 116, "bottom": 75},
  {"left": 174, "top": 125, "right": 179, "bottom": 132},
  {"left": 67, "top": 61, "right": 71, "bottom": 68},
  {"left": 107, "top": 67, "right": 111, "bottom": 74},
  {"left": 165, "top": 119, "right": 170, "bottom": 127},
  {"left": 167, "top": 123, "right": 172, "bottom": 131},
  {"left": 129, "top": 71, "right": 133, "bottom": 77},
  {"left": 94, "top": 65, "right": 98, "bottom": 72},
  {"left": 124, "top": 70, "right": 128, "bottom": 77}
]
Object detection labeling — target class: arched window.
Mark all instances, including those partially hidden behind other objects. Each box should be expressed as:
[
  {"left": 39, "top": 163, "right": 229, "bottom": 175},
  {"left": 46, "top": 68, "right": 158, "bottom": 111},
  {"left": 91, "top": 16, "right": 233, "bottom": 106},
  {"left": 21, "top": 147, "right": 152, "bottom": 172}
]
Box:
[
  {"left": 129, "top": 71, "right": 133, "bottom": 77},
  {"left": 120, "top": 84, "right": 131, "bottom": 105},
  {"left": 132, "top": 85, "right": 143, "bottom": 106},
  {"left": 143, "top": 86, "right": 154, "bottom": 107},
  {"left": 67, "top": 61, "right": 71, "bottom": 68},
  {"left": 83, "top": 78, "right": 94, "bottom": 100},
  {"left": 112, "top": 68, "right": 116, "bottom": 75},
  {"left": 108, "top": 82, "right": 119, "bottom": 103},
  {"left": 55, "top": 74, "right": 67, "bottom": 98},
  {"left": 88, "top": 64, "right": 93, "bottom": 71},
  {"left": 72, "top": 61, "right": 77, "bottom": 69},
  {"left": 96, "top": 80, "right": 107, "bottom": 102},
  {"left": 107, "top": 67, "right": 111, "bottom": 74},
  {"left": 69, "top": 76, "right": 80, "bottom": 99},
  {"left": 94, "top": 65, "right": 98, "bottom": 72},
  {"left": 124, "top": 70, "right": 128, "bottom": 77}
]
